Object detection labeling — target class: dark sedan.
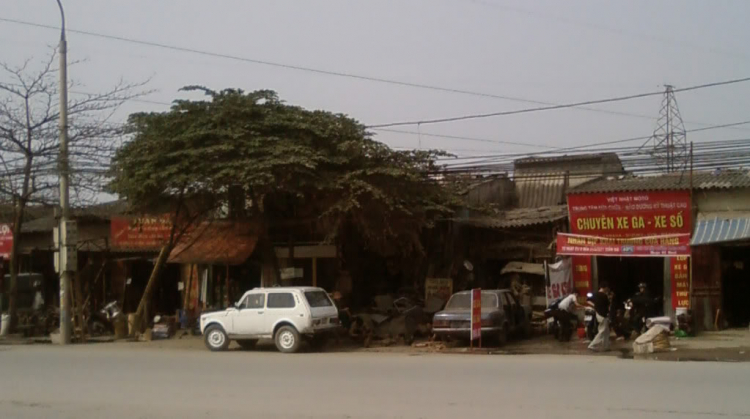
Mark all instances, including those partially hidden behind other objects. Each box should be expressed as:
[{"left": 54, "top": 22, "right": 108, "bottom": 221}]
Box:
[{"left": 432, "top": 289, "right": 531, "bottom": 345}]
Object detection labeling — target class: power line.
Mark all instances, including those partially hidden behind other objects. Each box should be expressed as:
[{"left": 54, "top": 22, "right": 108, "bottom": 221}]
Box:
[
  {"left": 378, "top": 119, "right": 750, "bottom": 154},
  {"left": 3, "top": 16, "right": 749, "bottom": 132},
  {"left": 368, "top": 77, "right": 750, "bottom": 128}
]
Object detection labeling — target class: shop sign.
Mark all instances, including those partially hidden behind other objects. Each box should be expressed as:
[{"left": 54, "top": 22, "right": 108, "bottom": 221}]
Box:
[
  {"left": 470, "top": 288, "right": 481, "bottom": 342},
  {"left": 111, "top": 216, "right": 172, "bottom": 249},
  {"left": 671, "top": 256, "right": 690, "bottom": 309},
  {"left": 425, "top": 278, "right": 453, "bottom": 301},
  {"left": 568, "top": 191, "right": 691, "bottom": 238},
  {"left": 279, "top": 267, "right": 303, "bottom": 280},
  {"left": 572, "top": 256, "right": 592, "bottom": 297},
  {"left": 0, "top": 223, "right": 13, "bottom": 259},
  {"left": 557, "top": 233, "right": 691, "bottom": 257}
]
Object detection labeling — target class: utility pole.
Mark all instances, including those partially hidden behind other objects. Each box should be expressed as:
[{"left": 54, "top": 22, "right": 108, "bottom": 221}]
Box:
[{"left": 56, "top": 0, "right": 75, "bottom": 345}]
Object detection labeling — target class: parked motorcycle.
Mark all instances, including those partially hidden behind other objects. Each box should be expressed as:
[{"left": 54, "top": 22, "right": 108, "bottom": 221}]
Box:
[{"left": 87, "top": 300, "right": 122, "bottom": 336}]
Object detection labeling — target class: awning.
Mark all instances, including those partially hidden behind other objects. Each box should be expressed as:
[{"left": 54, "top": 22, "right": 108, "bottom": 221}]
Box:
[
  {"left": 168, "top": 221, "right": 258, "bottom": 265},
  {"left": 691, "top": 212, "right": 750, "bottom": 246},
  {"left": 500, "top": 261, "right": 545, "bottom": 276}
]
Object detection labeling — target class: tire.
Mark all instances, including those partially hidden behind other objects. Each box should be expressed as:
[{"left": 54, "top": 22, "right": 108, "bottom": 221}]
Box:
[
  {"left": 523, "top": 319, "right": 533, "bottom": 339},
  {"left": 204, "top": 325, "right": 230, "bottom": 352},
  {"left": 236, "top": 339, "right": 258, "bottom": 350},
  {"left": 89, "top": 319, "right": 109, "bottom": 337},
  {"left": 274, "top": 325, "right": 301, "bottom": 353},
  {"left": 497, "top": 324, "right": 509, "bottom": 346}
]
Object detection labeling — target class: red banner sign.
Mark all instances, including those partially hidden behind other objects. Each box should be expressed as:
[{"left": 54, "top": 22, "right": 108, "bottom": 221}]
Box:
[
  {"left": 572, "top": 256, "right": 592, "bottom": 297},
  {"left": 557, "top": 233, "right": 691, "bottom": 257},
  {"left": 470, "top": 288, "right": 481, "bottom": 342},
  {"left": 0, "top": 223, "right": 12, "bottom": 259},
  {"left": 111, "top": 216, "right": 173, "bottom": 249},
  {"left": 671, "top": 256, "right": 690, "bottom": 309},
  {"left": 568, "top": 191, "right": 691, "bottom": 238}
]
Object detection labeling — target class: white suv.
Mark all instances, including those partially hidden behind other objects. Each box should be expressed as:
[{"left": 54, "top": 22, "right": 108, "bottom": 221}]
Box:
[{"left": 199, "top": 287, "right": 339, "bottom": 353}]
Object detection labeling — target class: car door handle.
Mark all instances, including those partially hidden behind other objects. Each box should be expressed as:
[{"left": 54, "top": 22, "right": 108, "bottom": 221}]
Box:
[{"left": 257, "top": 311, "right": 264, "bottom": 314}]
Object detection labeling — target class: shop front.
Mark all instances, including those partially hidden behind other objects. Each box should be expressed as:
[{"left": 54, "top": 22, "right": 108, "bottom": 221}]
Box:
[{"left": 558, "top": 189, "right": 692, "bottom": 320}]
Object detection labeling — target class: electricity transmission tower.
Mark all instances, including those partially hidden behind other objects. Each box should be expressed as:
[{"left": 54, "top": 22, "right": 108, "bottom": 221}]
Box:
[{"left": 650, "top": 85, "right": 688, "bottom": 172}]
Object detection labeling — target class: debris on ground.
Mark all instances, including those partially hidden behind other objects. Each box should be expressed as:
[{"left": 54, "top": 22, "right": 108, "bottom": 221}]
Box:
[{"left": 633, "top": 325, "right": 670, "bottom": 354}]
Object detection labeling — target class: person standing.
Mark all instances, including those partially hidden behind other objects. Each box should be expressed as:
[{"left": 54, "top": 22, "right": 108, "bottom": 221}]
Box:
[{"left": 588, "top": 283, "right": 611, "bottom": 352}]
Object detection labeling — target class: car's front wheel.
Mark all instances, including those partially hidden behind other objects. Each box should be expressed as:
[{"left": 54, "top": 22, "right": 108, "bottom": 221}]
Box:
[
  {"left": 204, "top": 325, "right": 230, "bottom": 352},
  {"left": 274, "top": 325, "right": 301, "bottom": 353}
]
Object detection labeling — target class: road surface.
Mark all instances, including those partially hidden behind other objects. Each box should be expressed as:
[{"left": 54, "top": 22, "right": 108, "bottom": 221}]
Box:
[{"left": 1, "top": 344, "right": 749, "bottom": 418}]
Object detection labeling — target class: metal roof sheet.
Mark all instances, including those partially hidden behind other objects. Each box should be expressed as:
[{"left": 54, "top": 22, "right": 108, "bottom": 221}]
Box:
[
  {"left": 570, "top": 170, "right": 750, "bottom": 194},
  {"left": 691, "top": 212, "right": 750, "bottom": 245},
  {"left": 168, "top": 221, "right": 259, "bottom": 265},
  {"left": 515, "top": 173, "right": 567, "bottom": 208},
  {"left": 459, "top": 205, "right": 568, "bottom": 229}
]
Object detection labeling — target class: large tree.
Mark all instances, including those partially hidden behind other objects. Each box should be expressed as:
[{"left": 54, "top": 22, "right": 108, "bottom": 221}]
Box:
[
  {"left": 0, "top": 50, "right": 144, "bottom": 330},
  {"left": 109, "top": 87, "right": 457, "bottom": 313}
]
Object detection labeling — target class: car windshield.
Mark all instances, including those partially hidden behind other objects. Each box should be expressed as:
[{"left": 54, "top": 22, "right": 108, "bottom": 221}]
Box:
[
  {"left": 445, "top": 293, "right": 498, "bottom": 309},
  {"left": 304, "top": 291, "right": 333, "bottom": 308}
]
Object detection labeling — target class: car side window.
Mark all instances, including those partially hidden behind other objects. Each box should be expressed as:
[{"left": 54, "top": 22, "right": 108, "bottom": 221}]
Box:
[
  {"left": 267, "top": 292, "right": 296, "bottom": 309},
  {"left": 501, "top": 293, "right": 513, "bottom": 308},
  {"left": 243, "top": 293, "right": 265, "bottom": 309}
]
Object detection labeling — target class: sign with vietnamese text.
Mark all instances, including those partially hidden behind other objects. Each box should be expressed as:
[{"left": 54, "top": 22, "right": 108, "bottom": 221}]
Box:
[
  {"left": 0, "top": 223, "right": 12, "bottom": 259},
  {"left": 568, "top": 191, "right": 691, "bottom": 238},
  {"left": 111, "top": 216, "right": 172, "bottom": 249},
  {"left": 425, "top": 278, "right": 453, "bottom": 301},
  {"left": 671, "top": 256, "right": 690, "bottom": 309},
  {"left": 470, "top": 288, "right": 481, "bottom": 342},
  {"left": 557, "top": 233, "right": 691, "bottom": 257},
  {"left": 572, "top": 256, "right": 592, "bottom": 297}
]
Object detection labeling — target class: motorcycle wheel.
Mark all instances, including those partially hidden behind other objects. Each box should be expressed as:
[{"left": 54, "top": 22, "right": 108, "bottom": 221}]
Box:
[{"left": 89, "top": 319, "right": 109, "bottom": 337}]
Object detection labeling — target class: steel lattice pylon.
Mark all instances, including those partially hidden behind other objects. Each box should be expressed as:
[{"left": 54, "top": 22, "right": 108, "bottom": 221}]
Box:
[{"left": 650, "top": 85, "right": 688, "bottom": 172}]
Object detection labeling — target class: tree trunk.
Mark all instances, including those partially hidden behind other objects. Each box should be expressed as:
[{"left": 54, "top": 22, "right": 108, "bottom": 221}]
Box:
[
  {"left": 259, "top": 223, "right": 281, "bottom": 286},
  {"left": 131, "top": 245, "right": 170, "bottom": 335}
]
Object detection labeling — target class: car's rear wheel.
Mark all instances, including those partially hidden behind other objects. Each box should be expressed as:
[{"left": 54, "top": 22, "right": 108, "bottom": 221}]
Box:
[
  {"left": 204, "top": 325, "right": 230, "bottom": 352},
  {"left": 275, "top": 325, "right": 301, "bottom": 353},
  {"left": 497, "top": 324, "right": 509, "bottom": 346},
  {"left": 236, "top": 339, "right": 258, "bottom": 350}
]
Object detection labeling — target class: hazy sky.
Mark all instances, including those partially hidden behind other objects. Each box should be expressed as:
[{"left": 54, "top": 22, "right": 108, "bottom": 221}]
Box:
[{"left": 3, "top": 0, "right": 750, "bottom": 158}]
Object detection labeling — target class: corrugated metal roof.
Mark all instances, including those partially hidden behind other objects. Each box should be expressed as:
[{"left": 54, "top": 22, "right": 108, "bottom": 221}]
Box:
[
  {"left": 514, "top": 152, "right": 622, "bottom": 166},
  {"left": 570, "top": 170, "right": 750, "bottom": 194},
  {"left": 459, "top": 205, "right": 568, "bottom": 229},
  {"left": 515, "top": 173, "right": 568, "bottom": 208},
  {"left": 168, "top": 221, "right": 259, "bottom": 265},
  {"left": 691, "top": 212, "right": 750, "bottom": 245}
]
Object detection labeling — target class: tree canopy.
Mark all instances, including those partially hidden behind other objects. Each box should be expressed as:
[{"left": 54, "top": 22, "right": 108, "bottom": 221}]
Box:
[{"left": 109, "top": 87, "right": 458, "bottom": 256}]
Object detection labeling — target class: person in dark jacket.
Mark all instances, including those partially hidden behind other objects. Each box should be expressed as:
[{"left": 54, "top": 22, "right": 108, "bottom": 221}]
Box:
[{"left": 587, "top": 283, "right": 611, "bottom": 352}]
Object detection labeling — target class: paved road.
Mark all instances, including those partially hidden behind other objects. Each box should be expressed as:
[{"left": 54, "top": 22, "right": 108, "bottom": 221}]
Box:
[{"left": 1, "top": 344, "right": 749, "bottom": 419}]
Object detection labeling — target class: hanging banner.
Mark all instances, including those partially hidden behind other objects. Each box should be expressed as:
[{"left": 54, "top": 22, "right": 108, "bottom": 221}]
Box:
[
  {"left": 546, "top": 258, "right": 573, "bottom": 302},
  {"left": 671, "top": 256, "right": 690, "bottom": 309},
  {"left": 557, "top": 233, "right": 691, "bottom": 257},
  {"left": 568, "top": 191, "right": 691, "bottom": 238},
  {"left": 571, "top": 256, "right": 592, "bottom": 300},
  {"left": 470, "top": 288, "right": 482, "bottom": 342}
]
